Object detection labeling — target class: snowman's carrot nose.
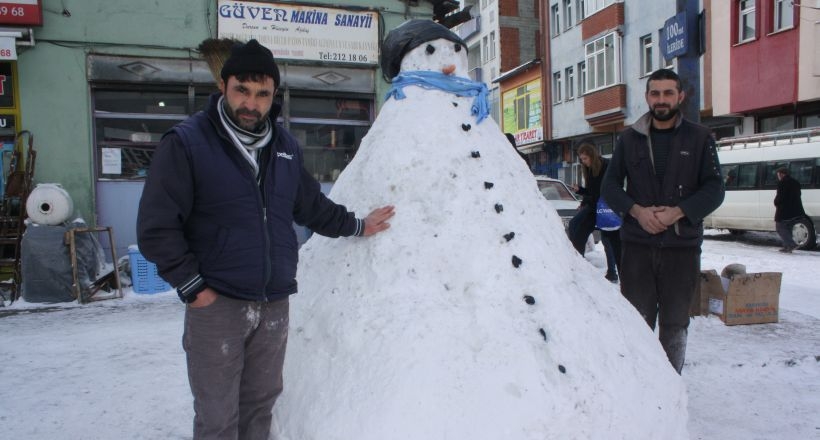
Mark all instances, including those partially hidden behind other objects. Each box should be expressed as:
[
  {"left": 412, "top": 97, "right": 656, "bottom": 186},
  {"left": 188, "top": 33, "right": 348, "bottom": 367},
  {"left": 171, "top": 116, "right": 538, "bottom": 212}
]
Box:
[{"left": 442, "top": 64, "right": 456, "bottom": 75}]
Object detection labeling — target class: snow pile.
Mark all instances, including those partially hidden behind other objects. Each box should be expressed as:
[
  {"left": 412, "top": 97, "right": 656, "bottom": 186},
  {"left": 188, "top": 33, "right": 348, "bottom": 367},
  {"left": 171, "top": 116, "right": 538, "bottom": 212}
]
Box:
[{"left": 271, "top": 35, "right": 688, "bottom": 439}]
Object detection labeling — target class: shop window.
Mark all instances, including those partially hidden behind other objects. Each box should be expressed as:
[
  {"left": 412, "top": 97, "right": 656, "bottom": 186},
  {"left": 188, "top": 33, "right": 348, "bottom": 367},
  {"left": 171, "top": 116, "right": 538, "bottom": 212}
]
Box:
[
  {"left": 93, "top": 86, "right": 215, "bottom": 180},
  {"left": 758, "top": 114, "right": 793, "bottom": 133},
  {"left": 291, "top": 123, "right": 369, "bottom": 182},
  {"left": 288, "top": 94, "right": 372, "bottom": 182},
  {"left": 799, "top": 113, "right": 820, "bottom": 128},
  {"left": 94, "top": 86, "right": 373, "bottom": 183}
]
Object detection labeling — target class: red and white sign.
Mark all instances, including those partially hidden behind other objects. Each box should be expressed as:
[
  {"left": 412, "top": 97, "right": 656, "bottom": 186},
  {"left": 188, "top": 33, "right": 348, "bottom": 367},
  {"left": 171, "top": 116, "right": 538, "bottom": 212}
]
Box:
[
  {"left": 0, "top": 36, "right": 16, "bottom": 60},
  {"left": 0, "top": 0, "right": 42, "bottom": 26},
  {"left": 514, "top": 127, "right": 543, "bottom": 146}
]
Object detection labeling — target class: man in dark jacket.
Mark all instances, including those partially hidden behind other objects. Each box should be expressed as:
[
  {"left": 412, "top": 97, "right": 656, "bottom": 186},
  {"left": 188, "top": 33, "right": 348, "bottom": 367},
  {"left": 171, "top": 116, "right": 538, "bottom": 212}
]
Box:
[
  {"left": 774, "top": 167, "right": 806, "bottom": 253},
  {"left": 602, "top": 69, "right": 724, "bottom": 374},
  {"left": 137, "top": 39, "right": 394, "bottom": 440}
]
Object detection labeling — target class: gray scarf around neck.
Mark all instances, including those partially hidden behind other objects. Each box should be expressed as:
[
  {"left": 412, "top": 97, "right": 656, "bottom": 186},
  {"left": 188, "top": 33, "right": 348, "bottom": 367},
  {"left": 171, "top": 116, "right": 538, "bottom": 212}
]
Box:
[{"left": 217, "top": 96, "right": 273, "bottom": 177}]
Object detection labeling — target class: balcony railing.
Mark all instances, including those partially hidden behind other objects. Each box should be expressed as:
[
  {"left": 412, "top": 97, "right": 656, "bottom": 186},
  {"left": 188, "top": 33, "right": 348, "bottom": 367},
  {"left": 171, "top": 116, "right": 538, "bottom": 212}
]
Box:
[
  {"left": 468, "top": 67, "right": 482, "bottom": 83},
  {"left": 458, "top": 14, "right": 480, "bottom": 39}
]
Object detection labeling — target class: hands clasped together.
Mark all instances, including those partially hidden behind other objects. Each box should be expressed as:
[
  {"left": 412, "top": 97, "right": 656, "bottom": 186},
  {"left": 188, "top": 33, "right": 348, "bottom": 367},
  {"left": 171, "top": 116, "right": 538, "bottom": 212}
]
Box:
[{"left": 629, "top": 205, "right": 685, "bottom": 235}]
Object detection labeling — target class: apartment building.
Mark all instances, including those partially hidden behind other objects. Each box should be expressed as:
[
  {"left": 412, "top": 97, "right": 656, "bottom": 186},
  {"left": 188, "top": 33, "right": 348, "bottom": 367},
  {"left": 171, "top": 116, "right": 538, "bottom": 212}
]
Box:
[
  {"left": 457, "top": 0, "right": 541, "bottom": 123},
  {"left": 709, "top": 0, "right": 820, "bottom": 135}
]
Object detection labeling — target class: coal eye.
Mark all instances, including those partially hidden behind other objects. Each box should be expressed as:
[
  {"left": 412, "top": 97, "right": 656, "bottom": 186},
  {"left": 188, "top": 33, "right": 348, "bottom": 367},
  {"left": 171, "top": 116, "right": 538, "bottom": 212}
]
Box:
[
  {"left": 454, "top": 44, "right": 462, "bottom": 52},
  {"left": 426, "top": 44, "right": 435, "bottom": 54}
]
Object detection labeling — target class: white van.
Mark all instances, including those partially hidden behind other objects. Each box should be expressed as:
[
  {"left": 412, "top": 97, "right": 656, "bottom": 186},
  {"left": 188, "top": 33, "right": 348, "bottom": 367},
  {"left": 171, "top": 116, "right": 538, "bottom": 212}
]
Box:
[{"left": 704, "top": 128, "right": 819, "bottom": 249}]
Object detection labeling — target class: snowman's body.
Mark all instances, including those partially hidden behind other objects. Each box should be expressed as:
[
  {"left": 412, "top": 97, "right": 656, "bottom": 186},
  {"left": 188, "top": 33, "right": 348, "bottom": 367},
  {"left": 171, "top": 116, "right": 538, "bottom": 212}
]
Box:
[{"left": 272, "top": 33, "right": 688, "bottom": 440}]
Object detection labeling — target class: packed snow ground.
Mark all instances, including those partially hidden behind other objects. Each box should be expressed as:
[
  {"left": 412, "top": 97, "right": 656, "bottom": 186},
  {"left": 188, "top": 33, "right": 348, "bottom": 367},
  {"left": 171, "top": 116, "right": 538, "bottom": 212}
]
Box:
[{"left": 1, "top": 231, "right": 817, "bottom": 440}]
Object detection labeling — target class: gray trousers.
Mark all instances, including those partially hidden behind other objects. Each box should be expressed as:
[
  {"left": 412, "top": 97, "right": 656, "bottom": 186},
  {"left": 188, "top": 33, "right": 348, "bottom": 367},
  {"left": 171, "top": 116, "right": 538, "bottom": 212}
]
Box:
[
  {"left": 183, "top": 295, "right": 289, "bottom": 440},
  {"left": 619, "top": 242, "right": 700, "bottom": 374}
]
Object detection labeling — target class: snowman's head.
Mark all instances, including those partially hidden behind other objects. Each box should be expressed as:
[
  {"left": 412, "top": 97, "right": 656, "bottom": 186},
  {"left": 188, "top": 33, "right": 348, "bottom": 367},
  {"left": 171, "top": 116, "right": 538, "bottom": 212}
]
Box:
[
  {"left": 398, "top": 38, "right": 469, "bottom": 78},
  {"left": 381, "top": 19, "right": 468, "bottom": 80}
]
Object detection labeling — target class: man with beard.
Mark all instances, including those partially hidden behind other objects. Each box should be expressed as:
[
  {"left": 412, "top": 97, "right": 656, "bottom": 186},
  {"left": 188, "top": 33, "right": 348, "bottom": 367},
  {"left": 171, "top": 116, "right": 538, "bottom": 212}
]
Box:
[
  {"left": 601, "top": 68, "right": 724, "bottom": 374},
  {"left": 137, "top": 39, "right": 394, "bottom": 439}
]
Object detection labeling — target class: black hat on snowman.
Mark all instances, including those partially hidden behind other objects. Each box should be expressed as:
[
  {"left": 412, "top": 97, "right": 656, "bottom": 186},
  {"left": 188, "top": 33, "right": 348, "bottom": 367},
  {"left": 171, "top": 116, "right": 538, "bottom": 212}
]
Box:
[{"left": 380, "top": 19, "right": 467, "bottom": 81}]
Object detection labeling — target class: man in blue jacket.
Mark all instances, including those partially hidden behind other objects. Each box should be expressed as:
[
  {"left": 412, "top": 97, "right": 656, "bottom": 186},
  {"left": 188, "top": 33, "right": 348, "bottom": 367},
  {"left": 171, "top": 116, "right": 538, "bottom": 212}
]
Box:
[
  {"left": 137, "top": 39, "right": 394, "bottom": 439},
  {"left": 602, "top": 69, "right": 724, "bottom": 374}
]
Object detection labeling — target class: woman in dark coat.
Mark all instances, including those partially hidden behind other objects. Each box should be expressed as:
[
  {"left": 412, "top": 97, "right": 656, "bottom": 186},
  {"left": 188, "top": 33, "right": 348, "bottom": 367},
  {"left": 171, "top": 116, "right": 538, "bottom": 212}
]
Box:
[{"left": 568, "top": 141, "right": 621, "bottom": 282}]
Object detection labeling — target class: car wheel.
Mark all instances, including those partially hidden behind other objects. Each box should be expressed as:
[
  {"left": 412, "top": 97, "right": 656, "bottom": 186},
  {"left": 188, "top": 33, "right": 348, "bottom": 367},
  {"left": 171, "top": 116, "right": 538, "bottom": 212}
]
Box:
[{"left": 791, "top": 217, "right": 817, "bottom": 250}]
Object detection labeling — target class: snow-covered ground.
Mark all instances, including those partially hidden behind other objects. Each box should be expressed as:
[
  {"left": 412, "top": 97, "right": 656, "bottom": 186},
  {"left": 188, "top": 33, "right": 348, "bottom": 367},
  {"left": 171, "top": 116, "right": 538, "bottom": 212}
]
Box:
[{"left": 1, "top": 230, "right": 817, "bottom": 439}]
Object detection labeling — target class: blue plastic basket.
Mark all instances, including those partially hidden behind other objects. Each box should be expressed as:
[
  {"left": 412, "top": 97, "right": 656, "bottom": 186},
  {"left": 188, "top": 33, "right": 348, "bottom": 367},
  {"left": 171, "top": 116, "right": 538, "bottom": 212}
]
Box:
[{"left": 128, "top": 249, "right": 172, "bottom": 294}]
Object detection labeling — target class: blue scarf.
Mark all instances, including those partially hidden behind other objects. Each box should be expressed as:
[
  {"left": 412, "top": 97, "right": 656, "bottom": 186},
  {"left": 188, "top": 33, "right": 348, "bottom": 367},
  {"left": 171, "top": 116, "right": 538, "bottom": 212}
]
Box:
[{"left": 385, "top": 71, "right": 491, "bottom": 123}]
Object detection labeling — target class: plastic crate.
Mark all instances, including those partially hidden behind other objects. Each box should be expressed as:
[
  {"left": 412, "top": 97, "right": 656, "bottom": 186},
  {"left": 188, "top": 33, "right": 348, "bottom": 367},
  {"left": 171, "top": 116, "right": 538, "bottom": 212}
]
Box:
[{"left": 128, "top": 249, "right": 172, "bottom": 294}]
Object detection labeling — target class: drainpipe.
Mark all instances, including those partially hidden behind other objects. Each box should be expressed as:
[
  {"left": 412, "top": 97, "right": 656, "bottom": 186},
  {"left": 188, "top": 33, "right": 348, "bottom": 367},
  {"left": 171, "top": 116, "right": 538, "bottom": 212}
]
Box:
[{"left": 540, "top": 0, "right": 552, "bottom": 141}]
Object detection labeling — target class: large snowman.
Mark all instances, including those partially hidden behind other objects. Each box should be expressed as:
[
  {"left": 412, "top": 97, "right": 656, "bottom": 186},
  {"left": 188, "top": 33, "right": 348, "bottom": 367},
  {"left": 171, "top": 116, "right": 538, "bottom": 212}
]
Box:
[{"left": 272, "top": 20, "right": 688, "bottom": 439}]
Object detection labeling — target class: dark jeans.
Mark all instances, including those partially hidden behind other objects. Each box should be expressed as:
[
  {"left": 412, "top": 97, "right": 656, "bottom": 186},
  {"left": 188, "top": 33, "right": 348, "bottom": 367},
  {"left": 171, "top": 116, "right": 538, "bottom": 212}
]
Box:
[
  {"left": 775, "top": 219, "right": 798, "bottom": 248},
  {"left": 569, "top": 205, "right": 621, "bottom": 277},
  {"left": 568, "top": 205, "right": 595, "bottom": 255},
  {"left": 619, "top": 242, "right": 700, "bottom": 374},
  {"left": 183, "top": 295, "right": 290, "bottom": 440},
  {"left": 601, "top": 229, "right": 621, "bottom": 276}
]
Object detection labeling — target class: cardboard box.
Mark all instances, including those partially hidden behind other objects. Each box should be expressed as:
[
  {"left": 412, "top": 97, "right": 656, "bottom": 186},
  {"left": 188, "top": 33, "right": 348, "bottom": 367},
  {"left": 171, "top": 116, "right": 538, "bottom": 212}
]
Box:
[{"left": 699, "top": 270, "right": 782, "bottom": 325}]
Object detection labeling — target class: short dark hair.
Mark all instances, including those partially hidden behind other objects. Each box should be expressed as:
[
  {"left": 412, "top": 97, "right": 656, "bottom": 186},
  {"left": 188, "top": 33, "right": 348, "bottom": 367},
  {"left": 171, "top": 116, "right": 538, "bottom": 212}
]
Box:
[
  {"left": 646, "top": 68, "right": 681, "bottom": 93},
  {"left": 775, "top": 166, "right": 789, "bottom": 175}
]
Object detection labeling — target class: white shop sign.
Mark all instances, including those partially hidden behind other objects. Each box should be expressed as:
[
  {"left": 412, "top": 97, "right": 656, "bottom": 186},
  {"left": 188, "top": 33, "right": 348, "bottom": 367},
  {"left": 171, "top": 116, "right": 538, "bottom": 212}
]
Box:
[{"left": 217, "top": 1, "right": 379, "bottom": 65}]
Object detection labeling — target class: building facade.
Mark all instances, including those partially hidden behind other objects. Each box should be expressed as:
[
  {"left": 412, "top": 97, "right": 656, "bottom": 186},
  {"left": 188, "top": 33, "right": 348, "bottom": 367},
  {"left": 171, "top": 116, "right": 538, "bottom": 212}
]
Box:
[
  {"left": 3, "top": 0, "right": 444, "bottom": 258},
  {"left": 540, "top": 0, "right": 820, "bottom": 187},
  {"left": 709, "top": 0, "right": 820, "bottom": 135},
  {"left": 456, "top": 0, "right": 540, "bottom": 123}
]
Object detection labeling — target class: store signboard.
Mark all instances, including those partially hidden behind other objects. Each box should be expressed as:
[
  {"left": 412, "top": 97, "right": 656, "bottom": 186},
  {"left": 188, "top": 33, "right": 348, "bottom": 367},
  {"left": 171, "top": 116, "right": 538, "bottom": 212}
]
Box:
[
  {"left": 0, "top": 36, "right": 16, "bottom": 60},
  {"left": 501, "top": 78, "right": 543, "bottom": 146},
  {"left": 0, "top": 61, "right": 14, "bottom": 108},
  {"left": 217, "top": 1, "right": 379, "bottom": 65},
  {"left": 0, "top": 113, "right": 14, "bottom": 133},
  {"left": 661, "top": 12, "right": 688, "bottom": 59},
  {"left": 0, "top": 0, "right": 42, "bottom": 26}
]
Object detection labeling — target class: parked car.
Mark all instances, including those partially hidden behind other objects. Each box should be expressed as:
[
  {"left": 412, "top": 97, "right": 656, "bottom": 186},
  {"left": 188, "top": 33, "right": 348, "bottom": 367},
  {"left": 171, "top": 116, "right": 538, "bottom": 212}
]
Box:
[{"left": 535, "top": 175, "right": 599, "bottom": 248}]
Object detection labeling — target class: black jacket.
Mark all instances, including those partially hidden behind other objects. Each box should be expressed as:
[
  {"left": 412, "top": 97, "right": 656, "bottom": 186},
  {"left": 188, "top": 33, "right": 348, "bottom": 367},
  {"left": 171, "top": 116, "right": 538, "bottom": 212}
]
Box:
[
  {"left": 137, "top": 93, "right": 362, "bottom": 302},
  {"left": 577, "top": 158, "right": 609, "bottom": 209},
  {"left": 602, "top": 112, "right": 725, "bottom": 247},
  {"left": 774, "top": 174, "right": 806, "bottom": 221}
]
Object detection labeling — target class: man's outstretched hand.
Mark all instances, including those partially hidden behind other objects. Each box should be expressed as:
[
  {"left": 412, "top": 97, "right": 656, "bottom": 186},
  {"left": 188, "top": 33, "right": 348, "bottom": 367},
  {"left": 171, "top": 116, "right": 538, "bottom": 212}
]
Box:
[{"left": 362, "top": 205, "right": 395, "bottom": 236}]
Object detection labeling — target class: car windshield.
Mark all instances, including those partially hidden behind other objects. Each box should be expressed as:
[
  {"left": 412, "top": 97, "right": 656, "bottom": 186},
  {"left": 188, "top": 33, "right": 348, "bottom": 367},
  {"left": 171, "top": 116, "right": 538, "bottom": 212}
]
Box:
[{"left": 538, "top": 180, "right": 577, "bottom": 201}]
